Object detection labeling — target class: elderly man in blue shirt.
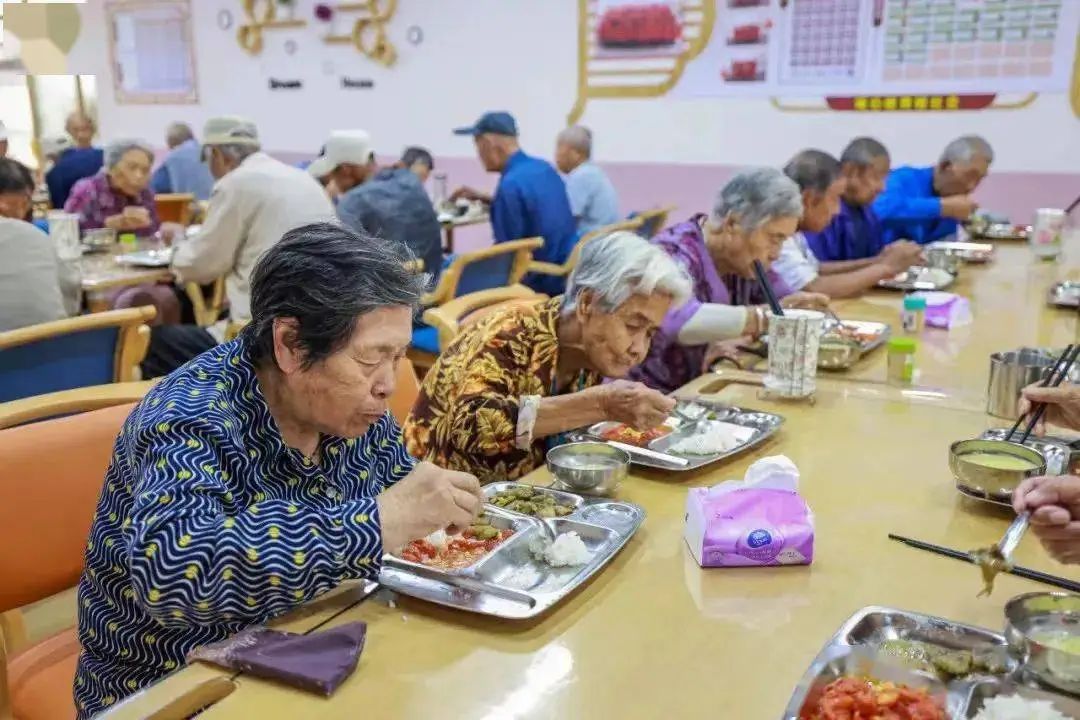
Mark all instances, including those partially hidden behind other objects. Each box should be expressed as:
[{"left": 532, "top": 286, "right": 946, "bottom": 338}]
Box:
[
  {"left": 46, "top": 112, "right": 104, "bottom": 209},
  {"left": 872, "top": 134, "right": 992, "bottom": 245},
  {"left": 450, "top": 111, "right": 577, "bottom": 295},
  {"left": 555, "top": 125, "right": 620, "bottom": 235},
  {"left": 151, "top": 122, "right": 214, "bottom": 200}
]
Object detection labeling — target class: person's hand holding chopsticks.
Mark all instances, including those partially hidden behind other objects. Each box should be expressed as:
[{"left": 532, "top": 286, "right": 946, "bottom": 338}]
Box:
[
  {"left": 1018, "top": 382, "right": 1080, "bottom": 435},
  {"left": 779, "top": 291, "right": 831, "bottom": 312},
  {"left": 1013, "top": 475, "right": 1080, "bottom": 564}
]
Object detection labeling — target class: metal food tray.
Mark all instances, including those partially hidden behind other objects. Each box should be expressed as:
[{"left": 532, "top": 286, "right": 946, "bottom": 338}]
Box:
[
  {"left": 954, "top": 429, "right": 1073, "bottom": 507},
  {"left": 114, "top": 248, "right": 174, "bottom": 267},
  {"left": 783, "top": 606, "right": 1080, "bottom": 719},
  {"left": 974, "top": 223, "right": 1031, "bottom": 241},
  {"left": 926, "top": 241, "right": 995, "bottom": 263},
  {"left": 1048, "top": 281, "right": 1080, "bottom": 309},
  {"left": 378, "top": 487, "right": 645, "bottom": 619},
  {"left": 828, "top": 320, "right": 891, "bottom": 354},
  {"left": 878, "top": 266, "right": 956, "bottom": 291},
  {"left": 578, "top": 404, "right": 783, "bottom": 471}
]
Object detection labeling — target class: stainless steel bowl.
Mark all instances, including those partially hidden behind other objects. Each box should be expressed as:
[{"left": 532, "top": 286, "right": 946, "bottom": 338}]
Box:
[
  {"left": 1005, "top": 592, "right": 1080, "bottom": 694},
  {"left": 817, "top": 336, "right": 861, "bottom": 370},
  {"left": 987, "top": 348, "right": 1079, "bottom": 420},
  {"left": 546, "top": 442, "right": 628, "bottom": 497},
  {"left": 948, "top": 438, "right": 1046, "bottom": 503},
  {"left": 82, "top": 227, "right": 117, "bottom": 249},
  {"left": 925, "top": 247, "right": 962, "bottom": 274}
]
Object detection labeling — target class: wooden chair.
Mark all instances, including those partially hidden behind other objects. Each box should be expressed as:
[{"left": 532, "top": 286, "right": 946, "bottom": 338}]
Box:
[
  {"left": 632, "top": 205, "right": 676, "bottom": 239},
  {"left": 184, "top": 277, "right": 226, "bottom": 327},
  {"left": 422, "top": 287, "right": 546, "bottom": 353},
  {"left": 528, "top": 218, "right": 645, "bottom": 278},
  {"left": 153, "top": 193, "right": 196, "bottom": 226},
  {"left": 389, "top": 357, "right": 421, "bottom": 426},
  {"left": 409, "top": 238, "right": 543, "bottom": 372},
  {"left": 0, "top": 400, "right": 139, "bottom": 720},
  {"left": 0, "top": 380, "right": 156, "bottom": 430},
  {"left": 0, "top": 307, "right": 156, "bottom": 404}
]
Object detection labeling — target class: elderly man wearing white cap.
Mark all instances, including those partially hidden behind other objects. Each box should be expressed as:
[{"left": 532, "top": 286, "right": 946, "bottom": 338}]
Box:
[
  {"left": 144, "top": 116, "right": 335, "bottom": 376},
  {"left": 314, "top": 130, "right": 442, "bottom": 280}
]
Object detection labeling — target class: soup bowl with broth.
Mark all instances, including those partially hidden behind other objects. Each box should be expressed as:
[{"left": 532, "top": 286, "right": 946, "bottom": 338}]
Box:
[
  {"left": 546, "top": 442, "right": 629, "bottom": 497},
  {"left": 949, "top": 438, "right": 1047, "bottom": 504}
]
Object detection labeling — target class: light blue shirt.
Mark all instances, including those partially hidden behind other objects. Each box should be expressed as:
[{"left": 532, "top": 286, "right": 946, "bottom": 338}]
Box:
[
  {"left": 151, "top": 138, "right": 215, "bottom": 200},
  {"left": 565, "top": 161, "right": 620, "bottom": 235}
]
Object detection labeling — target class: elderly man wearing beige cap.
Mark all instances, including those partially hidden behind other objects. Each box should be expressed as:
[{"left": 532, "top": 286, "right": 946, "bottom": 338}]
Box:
[
  {"left": 145, "top": 116, "right": 335, "bottom": 376},
  {"left": 313, "top": 129, "right": 442, "bottom": 279}
]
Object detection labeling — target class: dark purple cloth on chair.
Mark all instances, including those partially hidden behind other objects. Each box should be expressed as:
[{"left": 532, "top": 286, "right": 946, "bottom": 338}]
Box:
[{"left": 188, "top": 622, "right": 367, "bottom": 696}]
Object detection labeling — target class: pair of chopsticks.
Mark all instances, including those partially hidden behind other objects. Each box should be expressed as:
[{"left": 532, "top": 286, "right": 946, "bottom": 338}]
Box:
[
  {"left": 1005, "top": 344, "right": 1079, "bottom": 444},
  {"left": 889, "top": 534, "right": 1080, "bottom": 593},
  {"left": 752, "top": 260, "right": 784, "bottom": 317}
]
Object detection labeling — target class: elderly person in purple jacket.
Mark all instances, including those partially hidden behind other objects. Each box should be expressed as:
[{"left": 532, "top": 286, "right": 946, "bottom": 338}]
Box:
[
  {"left": 64, "top": 139, "right": 160, "bottom": 237},
  {"left": 630, "top": 167, "right": 829, "bottom": 393}
]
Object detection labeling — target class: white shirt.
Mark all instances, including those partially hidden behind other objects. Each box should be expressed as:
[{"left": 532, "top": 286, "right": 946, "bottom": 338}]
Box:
[
  {"left": 0, "top": 218, "right": 81, "bottom": 332},
  {"left": 772, "top": 231, "right": 820, "bottom": 293},
  {"left": 172, "top": 152, "right": 335, "bottom": 323}
]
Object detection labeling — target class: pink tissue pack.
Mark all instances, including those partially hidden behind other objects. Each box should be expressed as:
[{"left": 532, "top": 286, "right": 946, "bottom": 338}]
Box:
[
  {"left": 912, "top": 291, "right": 972, "bottom": 330},
  {"left": 684, "top": 455, "right": 814, "bottom": 567}
]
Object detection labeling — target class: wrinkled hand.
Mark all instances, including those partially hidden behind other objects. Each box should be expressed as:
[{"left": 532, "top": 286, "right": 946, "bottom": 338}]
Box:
[
  {"left": 449, "top": 186, "right": 484, "bottom": 203},
  {"left": 377, "top": 461, "right": 483, "bottom": 552},
  {"left": 780, "top": 291, "right": 831, "bottom": 312},
  {"left": 702, "top": 337, "right": 750, "bottom": 372},
  {"left": 158, "top": 222, "right": 186, "bottom": 243},
  {"left": 1018, "top": 382, "right": 1080, "bottom": 435},
  {"left": 940, "top": 195, "right": 979, "bottom": 221},
  {"left": 878, "top": 240, "right": 924, "bottom": 273},
  {"left": 1013, "top": 475, "right": 1080, "bottom": 564},
  {"left": 599, "top": 380, "right": 676, "bottom": 430}
]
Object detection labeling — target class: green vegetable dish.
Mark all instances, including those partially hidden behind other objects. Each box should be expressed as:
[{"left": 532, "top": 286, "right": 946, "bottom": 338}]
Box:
[
  {"left": 877, "top": 639, "right": 1009, "bottom": 680},
  {"left": 490, "top": 486, "right": 575, "bottom": 518}
]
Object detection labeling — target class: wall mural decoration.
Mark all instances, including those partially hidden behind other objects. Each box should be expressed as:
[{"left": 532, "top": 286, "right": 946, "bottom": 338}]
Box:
[
  {"left": 3, "top": 1, "right": 83, "bottom": 74},
  {"left": 569, "top": 0, "right": 1080, "bottom": 123},
  {"left": 234, "top": 0, "right": 398, "bottom": 67}
]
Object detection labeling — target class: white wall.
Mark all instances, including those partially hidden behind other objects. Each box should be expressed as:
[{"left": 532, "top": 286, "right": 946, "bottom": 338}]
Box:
[{"left": 70, "top": 0, "right": 1079, "bottom": 173}]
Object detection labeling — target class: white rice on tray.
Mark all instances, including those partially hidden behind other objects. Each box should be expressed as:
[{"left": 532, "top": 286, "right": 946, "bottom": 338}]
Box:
[
  {"left": 669, "top": 421, "right": 753, "bottom": 455},
  {"left": 530, "top": 531, "right": 591, "bottom": 567},
  {"left": 972, "top": 695, "right": 1073, "bottom": 720}
]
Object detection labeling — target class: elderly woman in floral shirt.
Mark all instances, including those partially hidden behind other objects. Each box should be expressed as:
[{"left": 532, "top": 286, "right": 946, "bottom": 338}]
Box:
[
  {"left": 65, "top": 139, "right": 160, "bottom": 236},
  {"left": 404, "top": 231, "right": 691, "bottom": 484}
]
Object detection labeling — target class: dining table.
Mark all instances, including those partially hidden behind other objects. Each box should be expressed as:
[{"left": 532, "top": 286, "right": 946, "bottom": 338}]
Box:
[
  {"left": 102, "top": 239, "right": 1080, "bottom": 719},
  {"left": 78, "top": 241, "right": 174, "bottom": 313}
]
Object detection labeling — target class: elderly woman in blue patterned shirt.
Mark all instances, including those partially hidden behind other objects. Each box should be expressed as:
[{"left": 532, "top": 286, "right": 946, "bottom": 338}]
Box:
[{"left": 73, "top": 222, "right": 483, "bottom": 718}]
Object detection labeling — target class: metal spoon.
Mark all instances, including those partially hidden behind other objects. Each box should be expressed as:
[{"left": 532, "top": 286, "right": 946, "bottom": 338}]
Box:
[
  {"left": 970, "top": 512, "right": 1030, "bottom": 597},
  {"left": 672, "top": 400, "right": 708, "bottom": 426}
]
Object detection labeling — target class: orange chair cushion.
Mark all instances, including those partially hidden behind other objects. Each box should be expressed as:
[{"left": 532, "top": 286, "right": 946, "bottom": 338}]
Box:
[
  {"left": 0, "top": 403, "right": 134, "bottom": 613},
  {"left": 9, "top": 628, "right": 80, "bottom": 720}
]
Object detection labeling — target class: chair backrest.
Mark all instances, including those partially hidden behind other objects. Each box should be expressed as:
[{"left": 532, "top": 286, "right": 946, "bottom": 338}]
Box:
[
  {"left": 389, "top": 357, "right": 420, "bottom": 426},
  {"left": 632, "top": 205, "right": 675, "bottom": 239},
  {"left": 431, "top": 238, "right": 544, "bottom": 305},
  {"left": 184, "top": 277, "right": 226, "bottom": 327},
  {"left": 421, "top": 286, "right": 545, "bottom": 351},
  {"left": 0, "top": 307, "right": 156, "bottom": 404},
  {"left": 154, "top": 193, "right": 196, "bottom": 225},
  {"left": 0, "top": 403, "right": 133, "bottom": 613},
  {"left": 564, "top": 218, "right": 646, "bottom": 273},
  {"left": 0, "top": 380, "right": 156, "bottom": 430}
]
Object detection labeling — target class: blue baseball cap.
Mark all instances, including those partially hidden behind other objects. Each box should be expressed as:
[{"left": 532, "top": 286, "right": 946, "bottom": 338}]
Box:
[{"left": 453, "top": 111, "right": 518, "bottom": 137}]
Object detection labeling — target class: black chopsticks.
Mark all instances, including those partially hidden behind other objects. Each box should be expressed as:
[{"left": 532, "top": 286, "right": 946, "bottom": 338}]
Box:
[
  {"left": 889, "top": 533, "right": 1080, "bottom": 593},
  {"left": 752, "top": 259, "right": 784, "bottom": 317},
  {"left": 1005, "top": 344, "right": 1079, "bottom": 444}
]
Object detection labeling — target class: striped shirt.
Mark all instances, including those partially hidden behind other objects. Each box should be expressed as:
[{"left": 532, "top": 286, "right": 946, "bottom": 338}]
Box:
[{"left": 73, "top": 337, "right": 413, "bottom": 717}]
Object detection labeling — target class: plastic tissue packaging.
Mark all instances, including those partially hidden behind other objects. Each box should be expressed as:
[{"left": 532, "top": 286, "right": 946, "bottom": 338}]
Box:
[
  {"left": 911, "top": 291, "right": 972, "bottom": 330},
  {"left": 684, "top": 455, "right": 814, "bottom": 567}
]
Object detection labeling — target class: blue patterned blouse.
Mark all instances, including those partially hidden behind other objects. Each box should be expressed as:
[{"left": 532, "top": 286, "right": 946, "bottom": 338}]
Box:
[{"left": 73, "top": 336, "right": 414, "bottom": 718}]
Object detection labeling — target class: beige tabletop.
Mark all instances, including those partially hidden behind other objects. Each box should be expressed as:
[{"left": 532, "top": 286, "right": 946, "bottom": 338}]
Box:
[
  {"left": 79, "top": 242, "right": 173, "bottom": 312},
  {"left": 100, "top": 240, "right": 1080, "bottom": 720}
]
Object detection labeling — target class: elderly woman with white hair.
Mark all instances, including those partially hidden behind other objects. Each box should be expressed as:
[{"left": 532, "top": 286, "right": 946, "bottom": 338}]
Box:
[
  {"left": 64, "top": 138, "right": 159, "bottom": 236},
  {"left": 630, "top": 167, "right": 830, "bottom": 393},
  {"left": 404, "top": 230, "right": 690, "bottom": 484}
]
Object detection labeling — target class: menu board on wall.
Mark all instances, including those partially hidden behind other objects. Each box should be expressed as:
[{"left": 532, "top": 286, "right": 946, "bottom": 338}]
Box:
[{"left": 669, "top": 0, "right": 1079, "bottom": 98}]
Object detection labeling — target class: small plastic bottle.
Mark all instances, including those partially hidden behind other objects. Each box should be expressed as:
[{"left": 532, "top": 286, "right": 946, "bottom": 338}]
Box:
[
  {"left": 887, "top": 337, "right": 918, "bottom": 385},
  {"left": 120, "top": 232, "right": 138, "bottom": 249},
  {"left": 901, "top": 295, "right": 926, "bottom": 334}
]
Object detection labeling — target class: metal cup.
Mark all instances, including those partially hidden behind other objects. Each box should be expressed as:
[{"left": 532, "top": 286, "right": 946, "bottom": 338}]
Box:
[{"left": 987, "top": 348, "right": 1075, "bottom": 420}]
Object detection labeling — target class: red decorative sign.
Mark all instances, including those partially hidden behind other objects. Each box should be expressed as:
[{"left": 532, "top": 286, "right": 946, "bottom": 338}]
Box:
[{"left": 825, "top": 94, "right": 998, "bottom": 111}]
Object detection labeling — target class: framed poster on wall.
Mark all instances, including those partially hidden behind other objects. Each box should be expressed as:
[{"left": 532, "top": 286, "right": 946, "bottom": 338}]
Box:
[{"left": 107, "top": 0, "right": 198, "bottom": 104}]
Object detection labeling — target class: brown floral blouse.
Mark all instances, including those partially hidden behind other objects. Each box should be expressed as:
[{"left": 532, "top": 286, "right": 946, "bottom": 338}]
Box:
[{"left": 404, "top": 296, "right": 601, "bottom": 484}]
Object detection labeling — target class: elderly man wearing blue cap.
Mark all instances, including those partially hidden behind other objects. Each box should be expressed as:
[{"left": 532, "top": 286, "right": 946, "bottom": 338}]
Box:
[{"left": 451, "top": 111, "right": 577, "bottom": 295}]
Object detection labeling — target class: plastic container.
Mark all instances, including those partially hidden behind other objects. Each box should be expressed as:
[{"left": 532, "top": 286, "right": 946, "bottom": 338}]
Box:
[
  {"left": 119, "top": 232, "right": 138, "bottom": 248},
  {"left": 1030, "top": 207, "right": 1065, "bottom": 260},
  {"left": 886, "top": 337, "right": 917, "bottom": 385},
  {"left": 901, "top": 295, "right": 926, "bottom": 334}
]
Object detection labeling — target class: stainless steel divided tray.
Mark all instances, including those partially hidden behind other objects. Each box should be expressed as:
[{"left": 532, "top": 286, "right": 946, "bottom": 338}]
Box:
[
  {"left": 579, "top": 404, "right": 783, "bottom": 471},
  {"left": 1049, "top": 281, "right": 1080, "bottom": 309},
  {"left": 827, "top": 320, "right": 891, "bottom": 354},
  {"left": 378, "top": 486, "right": 645, "bottom": 619},
  {"left": 114, "top": 248, "right": 174, "bottom": 267},
  {"left": 878, "top": 266, "right": 955, "bottom": 291},
  {"left": 783, "top": 606, "right": 1080, "bottom": 719},
  {"left": 927, "top": 241, "right": 995, "bottom": 263}
]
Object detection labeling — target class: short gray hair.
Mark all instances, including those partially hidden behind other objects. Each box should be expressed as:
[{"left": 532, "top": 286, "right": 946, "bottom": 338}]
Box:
[
  {"left": 841, "top": 137, "right": 890, "bottom": 167},
  {"left": 562, "top": 230, "right": 690, "bottom": 315},
  {"left": 557, "top": 125, "right": 593, "bottom": 157},
  {"left": 104, "top": 139, "right": 154, "bottom": 170},
  {"left": 783, "top": 149, "right": 841, "bottom": 194},
  {"left": 215, "top": 143, "right": 260, "bottom": 164},
  {"left": 940, "top": 135, "right": 994, "bottom": 165},
  {"left": 166, "top": 122, "right": 194, "bottom": 147},
  {"left": 712, "top": 167, "right": 803, "bottom": 231}
]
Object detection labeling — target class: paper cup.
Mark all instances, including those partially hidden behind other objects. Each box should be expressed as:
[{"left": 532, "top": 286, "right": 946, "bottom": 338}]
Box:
[
  {"left": 47, "top": 211, "right": 82, "bottom": 260},
  {"left": 765, "top": 310, "right": 824, "bottom": 398}
]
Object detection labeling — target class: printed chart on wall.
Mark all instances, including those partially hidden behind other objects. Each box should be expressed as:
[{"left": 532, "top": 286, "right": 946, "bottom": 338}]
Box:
[{"left": 677, "top": 0, "right": 1079, "bottom": 97}]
